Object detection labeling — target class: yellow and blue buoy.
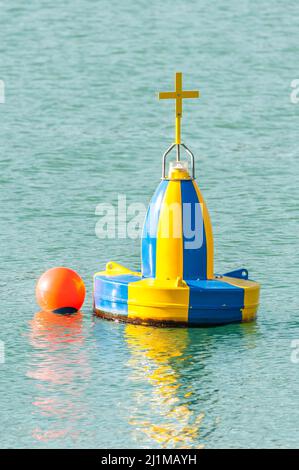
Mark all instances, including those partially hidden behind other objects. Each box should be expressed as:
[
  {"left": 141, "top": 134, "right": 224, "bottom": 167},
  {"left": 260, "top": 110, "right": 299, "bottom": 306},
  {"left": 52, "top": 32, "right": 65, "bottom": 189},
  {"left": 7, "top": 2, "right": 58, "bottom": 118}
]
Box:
[{"left": 93, "top": 73, "right": 260, "bottom": 326}]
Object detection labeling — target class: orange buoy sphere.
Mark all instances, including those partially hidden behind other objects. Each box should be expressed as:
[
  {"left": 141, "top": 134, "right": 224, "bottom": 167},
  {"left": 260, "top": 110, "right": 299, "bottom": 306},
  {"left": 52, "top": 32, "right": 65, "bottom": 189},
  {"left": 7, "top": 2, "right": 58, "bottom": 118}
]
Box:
[{"left": 36, "top": 267, "right": 85, "bottom": 314}]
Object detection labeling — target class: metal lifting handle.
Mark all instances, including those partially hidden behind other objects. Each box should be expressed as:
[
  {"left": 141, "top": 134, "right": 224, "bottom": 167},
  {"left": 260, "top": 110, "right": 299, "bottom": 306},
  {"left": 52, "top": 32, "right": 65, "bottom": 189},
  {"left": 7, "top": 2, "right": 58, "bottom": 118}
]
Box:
[
  {"left": 162, "top": 143, "right": 196, "bottom": 179},
  {"left": 181, "top": 143, "right": 195, "bottom": 179},
  {"left": 162, "top": 143, "right": 176, "bottom": 179}
]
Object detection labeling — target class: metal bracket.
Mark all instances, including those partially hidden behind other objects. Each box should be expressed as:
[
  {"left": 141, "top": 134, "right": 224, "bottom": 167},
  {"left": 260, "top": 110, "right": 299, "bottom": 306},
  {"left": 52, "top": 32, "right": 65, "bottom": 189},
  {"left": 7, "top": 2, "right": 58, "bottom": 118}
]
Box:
[
  {"left": 223, "top": 268, "right": 249, "bottom": 280},
  {"left": 162, "top": 143, "right": 196, "bottom": 179}
]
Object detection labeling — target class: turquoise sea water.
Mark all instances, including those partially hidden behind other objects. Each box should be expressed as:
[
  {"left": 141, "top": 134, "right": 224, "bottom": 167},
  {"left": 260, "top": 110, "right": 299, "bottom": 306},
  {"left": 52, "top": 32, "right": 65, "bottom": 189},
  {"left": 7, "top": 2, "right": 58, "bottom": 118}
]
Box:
[{"left": 1, "top": 0, "right": 299, "bottom": 448}]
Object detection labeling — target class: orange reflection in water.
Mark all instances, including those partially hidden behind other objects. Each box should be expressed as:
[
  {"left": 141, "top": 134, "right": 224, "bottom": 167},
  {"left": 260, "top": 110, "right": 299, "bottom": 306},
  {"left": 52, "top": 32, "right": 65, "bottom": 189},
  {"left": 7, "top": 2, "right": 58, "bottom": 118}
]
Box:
[
  {"left": 125, "top": 325, "right": 204, "bottom": 449},
  {"left": 27, "top": 311, "right": 90, "bottom": 444},
  {"left": 29, "top": 310, "right": 84, "bottom": 346}
]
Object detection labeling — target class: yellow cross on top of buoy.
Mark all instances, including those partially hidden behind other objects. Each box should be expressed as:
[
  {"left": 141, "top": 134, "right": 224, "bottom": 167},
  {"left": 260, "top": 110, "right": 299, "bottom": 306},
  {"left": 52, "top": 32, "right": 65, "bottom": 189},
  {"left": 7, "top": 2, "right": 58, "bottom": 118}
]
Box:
[{"left": 159, "top": 72, "right": 200, "bottom": 144}]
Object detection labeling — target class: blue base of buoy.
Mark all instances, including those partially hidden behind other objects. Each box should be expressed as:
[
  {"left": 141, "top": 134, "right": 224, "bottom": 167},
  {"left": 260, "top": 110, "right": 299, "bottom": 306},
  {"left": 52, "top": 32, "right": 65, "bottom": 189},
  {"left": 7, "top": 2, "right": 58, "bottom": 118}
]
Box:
[{"left": 93, "top": 264, "right": 260, "bottom": 326}]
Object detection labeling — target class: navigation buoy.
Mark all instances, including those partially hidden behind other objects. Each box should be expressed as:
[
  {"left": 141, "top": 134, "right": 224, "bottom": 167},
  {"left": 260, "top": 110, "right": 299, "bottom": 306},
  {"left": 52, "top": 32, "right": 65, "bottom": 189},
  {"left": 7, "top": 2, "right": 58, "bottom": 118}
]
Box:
[
  {"left": 36, "top": 267, "right": 85, "bottom": 314},
  {"left": 93, "top": 73, "right": 260, "bottom": 326}
]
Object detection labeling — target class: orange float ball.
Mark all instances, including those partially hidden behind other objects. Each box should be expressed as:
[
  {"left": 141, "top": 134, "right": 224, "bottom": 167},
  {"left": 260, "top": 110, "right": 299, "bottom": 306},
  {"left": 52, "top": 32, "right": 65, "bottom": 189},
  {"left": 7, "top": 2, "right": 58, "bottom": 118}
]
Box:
[{"left": 36, "top": 267, "right": 85, "bottom": 314}]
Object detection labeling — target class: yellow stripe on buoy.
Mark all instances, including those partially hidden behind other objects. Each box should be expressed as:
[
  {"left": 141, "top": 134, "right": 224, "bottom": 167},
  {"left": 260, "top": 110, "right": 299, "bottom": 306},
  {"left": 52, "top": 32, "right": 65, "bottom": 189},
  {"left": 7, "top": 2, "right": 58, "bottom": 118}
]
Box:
[
  {"left": 127, "top": 180, "right": 189, "bottom": 324},
  {"left": 156, "top": 181, "right": 183, "bottom": 280},
  {"left": 128, "top": 277, "right": 189, "bottom": 323}
]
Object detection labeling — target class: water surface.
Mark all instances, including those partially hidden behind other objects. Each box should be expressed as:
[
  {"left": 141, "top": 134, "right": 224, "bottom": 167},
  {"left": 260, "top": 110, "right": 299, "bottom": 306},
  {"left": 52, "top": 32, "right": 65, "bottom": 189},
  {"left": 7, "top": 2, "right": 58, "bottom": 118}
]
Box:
[{"left": 0, "top": 0, "right": 299, "bottom": 448}]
